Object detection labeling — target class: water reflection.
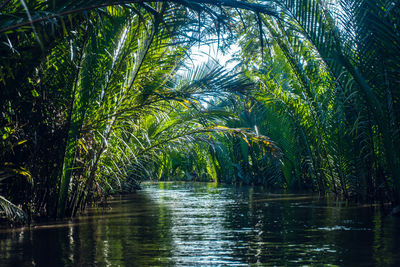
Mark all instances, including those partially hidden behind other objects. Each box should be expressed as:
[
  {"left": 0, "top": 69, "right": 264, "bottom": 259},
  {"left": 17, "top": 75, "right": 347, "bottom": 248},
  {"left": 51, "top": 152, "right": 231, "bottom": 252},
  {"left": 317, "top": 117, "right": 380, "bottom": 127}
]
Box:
[
  {"left": 0, "top": 192, "right": 175, "bottom": 266},
  {"left": 1, "top": 182, "right": 400, "bottom": 266}
]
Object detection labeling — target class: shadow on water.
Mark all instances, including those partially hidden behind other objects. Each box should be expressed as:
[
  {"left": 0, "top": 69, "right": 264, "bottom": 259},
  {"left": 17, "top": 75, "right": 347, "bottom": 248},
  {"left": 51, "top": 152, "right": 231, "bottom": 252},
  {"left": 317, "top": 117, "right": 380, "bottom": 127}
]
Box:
[
  {"left": 1, "top": 182, "right": 400, "bottom": 266},
  {"left": 0, "top": 191, "right": 175, "bottom": 266}
]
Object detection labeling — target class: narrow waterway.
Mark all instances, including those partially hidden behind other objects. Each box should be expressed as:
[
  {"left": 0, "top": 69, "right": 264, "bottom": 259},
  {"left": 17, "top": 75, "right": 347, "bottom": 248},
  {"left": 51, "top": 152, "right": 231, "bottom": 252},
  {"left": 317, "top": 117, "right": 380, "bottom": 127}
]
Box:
[{"left": 1, "top": 182, "right": 400, "bottom": 266}]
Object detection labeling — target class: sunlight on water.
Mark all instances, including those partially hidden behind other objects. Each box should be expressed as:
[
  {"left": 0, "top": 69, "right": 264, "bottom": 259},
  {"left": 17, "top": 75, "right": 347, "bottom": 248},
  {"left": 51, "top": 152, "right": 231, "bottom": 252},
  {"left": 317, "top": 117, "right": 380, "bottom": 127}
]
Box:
[{"left": 0, "top": 182, "right": 400, "bottom": 266}]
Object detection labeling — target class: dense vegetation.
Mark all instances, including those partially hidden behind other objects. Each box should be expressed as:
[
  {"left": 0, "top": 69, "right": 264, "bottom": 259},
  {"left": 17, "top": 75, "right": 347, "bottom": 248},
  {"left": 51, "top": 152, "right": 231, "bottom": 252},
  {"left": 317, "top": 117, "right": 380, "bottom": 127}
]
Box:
[{"left": 0, "top": 0, "right": 399, "bottom": 224}]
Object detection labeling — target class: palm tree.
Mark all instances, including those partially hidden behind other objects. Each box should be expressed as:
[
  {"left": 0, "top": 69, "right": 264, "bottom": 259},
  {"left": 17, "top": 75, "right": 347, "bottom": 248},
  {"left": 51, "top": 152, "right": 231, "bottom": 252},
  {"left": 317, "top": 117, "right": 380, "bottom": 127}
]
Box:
[
  {"left": 1, "top": 0, "right": 399, "bottom": 223},
  {"left": 233, "top": 0, "right": 399, "bottom": 200}
]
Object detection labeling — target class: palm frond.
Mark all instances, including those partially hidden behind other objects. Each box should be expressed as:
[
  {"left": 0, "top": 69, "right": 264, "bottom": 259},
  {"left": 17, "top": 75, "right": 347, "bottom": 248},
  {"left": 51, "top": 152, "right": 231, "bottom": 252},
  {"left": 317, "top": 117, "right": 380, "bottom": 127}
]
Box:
[{"left": 0, "top": 195, "right": 27, "bottom": 224}]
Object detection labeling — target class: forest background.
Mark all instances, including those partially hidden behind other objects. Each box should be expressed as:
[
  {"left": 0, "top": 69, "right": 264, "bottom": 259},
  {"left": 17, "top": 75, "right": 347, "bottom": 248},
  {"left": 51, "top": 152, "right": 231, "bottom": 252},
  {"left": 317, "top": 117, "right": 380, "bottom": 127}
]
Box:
[{"left": 0, "top": 0, "right": 399, "bottom": 224}]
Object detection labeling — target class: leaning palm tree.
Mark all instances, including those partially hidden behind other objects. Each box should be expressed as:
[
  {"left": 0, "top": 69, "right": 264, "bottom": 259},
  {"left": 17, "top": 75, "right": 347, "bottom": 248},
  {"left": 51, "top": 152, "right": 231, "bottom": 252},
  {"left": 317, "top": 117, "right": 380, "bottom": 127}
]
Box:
[
  {"left": 233, "top": 0, "right": 400, "bottom": 200},
  {"left": 1, "top": 0, "right": 399, "bottom": 223},
  {"left": 0, "top": 0, "right": 282, "bottom": 220}
]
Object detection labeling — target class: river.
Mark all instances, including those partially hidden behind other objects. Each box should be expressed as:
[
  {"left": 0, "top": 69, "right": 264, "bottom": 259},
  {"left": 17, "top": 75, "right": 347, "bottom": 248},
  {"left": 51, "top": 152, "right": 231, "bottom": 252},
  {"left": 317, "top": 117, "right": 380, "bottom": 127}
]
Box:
[{"left": 1, "top": 182, "right": 400, "bottom": 266}]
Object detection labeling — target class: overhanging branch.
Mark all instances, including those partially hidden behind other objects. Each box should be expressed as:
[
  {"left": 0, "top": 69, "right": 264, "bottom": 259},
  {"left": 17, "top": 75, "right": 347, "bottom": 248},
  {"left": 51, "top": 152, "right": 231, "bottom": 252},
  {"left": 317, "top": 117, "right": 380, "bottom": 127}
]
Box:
[{"left": 0, "top": 0, "right": 277, "bottom": 33}]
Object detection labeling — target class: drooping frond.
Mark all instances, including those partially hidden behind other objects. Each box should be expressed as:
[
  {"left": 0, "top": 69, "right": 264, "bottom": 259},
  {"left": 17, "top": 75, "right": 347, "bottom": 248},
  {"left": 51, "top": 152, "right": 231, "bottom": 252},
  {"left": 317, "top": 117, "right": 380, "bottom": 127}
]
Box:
[{"left": 0, "top": 195, "right": 27, "bottom": 224}]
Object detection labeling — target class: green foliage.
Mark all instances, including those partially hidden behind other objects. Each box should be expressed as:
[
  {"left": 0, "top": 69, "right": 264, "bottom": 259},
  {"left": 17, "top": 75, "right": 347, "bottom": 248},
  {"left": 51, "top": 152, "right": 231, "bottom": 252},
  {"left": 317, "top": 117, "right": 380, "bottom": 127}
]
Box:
[
  {"left": 0, "top": 0, "right": 399, "bottom": 223},
  {"left": 233, "top": 0, "right": 400, "bottom": 200},
  {"left": 0, "top": 195, "right": 27, "bottom": 224}
]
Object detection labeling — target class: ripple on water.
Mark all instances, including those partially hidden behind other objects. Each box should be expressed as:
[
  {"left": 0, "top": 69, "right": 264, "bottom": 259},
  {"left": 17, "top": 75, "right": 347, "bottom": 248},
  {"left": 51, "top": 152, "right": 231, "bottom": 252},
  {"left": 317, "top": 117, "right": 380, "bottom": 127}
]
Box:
[{"left": 0, "top": 182, "right": 400, "bottom": 266}]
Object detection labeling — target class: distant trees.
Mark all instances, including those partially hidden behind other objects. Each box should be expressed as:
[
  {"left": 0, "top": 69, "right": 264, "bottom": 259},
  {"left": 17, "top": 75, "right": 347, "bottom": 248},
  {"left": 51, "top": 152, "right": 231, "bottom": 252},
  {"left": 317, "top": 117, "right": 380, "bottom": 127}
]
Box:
[
  {"left": 0, "top": 0, "right": 275, "bottom": 222},
  {"left": 0, "top": 0, "right": 399, "bottom": 223}
]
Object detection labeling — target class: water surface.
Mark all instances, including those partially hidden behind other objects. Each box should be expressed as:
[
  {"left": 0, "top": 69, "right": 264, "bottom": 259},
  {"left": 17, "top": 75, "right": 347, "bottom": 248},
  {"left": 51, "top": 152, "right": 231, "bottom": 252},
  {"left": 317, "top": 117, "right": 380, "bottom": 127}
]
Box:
[{"left": 1, "top": 182, "right": 400, "bottom": 266}]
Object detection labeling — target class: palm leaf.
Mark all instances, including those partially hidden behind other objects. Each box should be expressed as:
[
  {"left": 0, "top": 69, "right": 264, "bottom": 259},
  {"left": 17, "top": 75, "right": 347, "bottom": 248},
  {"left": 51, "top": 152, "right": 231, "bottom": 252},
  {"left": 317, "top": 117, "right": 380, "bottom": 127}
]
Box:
[{"left": 0, "top": 195, "right": 27, "bottom": 224}]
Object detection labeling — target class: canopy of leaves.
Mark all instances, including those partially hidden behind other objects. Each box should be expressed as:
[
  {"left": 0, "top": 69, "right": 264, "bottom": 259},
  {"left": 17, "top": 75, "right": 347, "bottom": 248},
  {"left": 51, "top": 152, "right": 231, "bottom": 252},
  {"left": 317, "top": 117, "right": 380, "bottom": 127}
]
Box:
[{"left": 0, "top": 0, "right": 399, "bottom": 222}]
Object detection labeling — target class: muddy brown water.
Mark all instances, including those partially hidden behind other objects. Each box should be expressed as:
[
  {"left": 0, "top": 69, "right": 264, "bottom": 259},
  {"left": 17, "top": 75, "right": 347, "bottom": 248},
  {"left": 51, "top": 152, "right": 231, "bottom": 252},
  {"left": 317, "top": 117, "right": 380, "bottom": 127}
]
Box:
[{"left": 1, "top": 182, "right": 400, "bottom": 266}]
